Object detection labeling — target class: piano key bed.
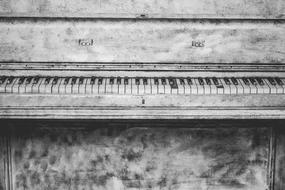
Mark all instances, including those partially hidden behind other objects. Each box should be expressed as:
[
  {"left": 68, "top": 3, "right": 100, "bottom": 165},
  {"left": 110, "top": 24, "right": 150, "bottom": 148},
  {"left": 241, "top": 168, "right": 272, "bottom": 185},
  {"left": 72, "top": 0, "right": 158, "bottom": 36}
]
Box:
[{"left": 1, "top": 76, "right": 284, "bottom": 95}]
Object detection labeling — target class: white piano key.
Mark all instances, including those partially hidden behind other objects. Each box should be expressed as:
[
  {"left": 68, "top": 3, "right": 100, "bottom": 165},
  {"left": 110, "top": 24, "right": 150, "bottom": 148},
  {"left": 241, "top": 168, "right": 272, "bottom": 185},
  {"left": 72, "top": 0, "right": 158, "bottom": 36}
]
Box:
[
  {"left": 38, "top": 78, "right": 46, "bottom": 93},
  {"left": 164, "top": 79, "right": 171, "bottom": 94},
  {"left": 138, "top": 78, "right": 144, "bottom": 95},
  {"left": 0, "top": 77, "right": 8, "bottom": 93},
  {"left": 220, "top": 79, "right": 230, "bottom": 94},
  {"left": 158, "top": 79, "right": 164, "bottom": 94},
  {"left": 190, "top": 80, "right": 198, "bottom": 95},
  {"left": 255, "top": 82, "right": 264, "bottom": 94},
  {"left": 18, "top": 78, "right": 27, "bottom": 93},
  {"left": 264, "top": 79, "right": 275, "bottom": 94},
  {"left": 131, "top": 78, "right": 138, "bottom": 94},
  {"left": 235, "top": 80, "right": 243, "bottom": 94},
  {"left": 144, "top": 78, "right": 152, "bottom": 94},
  {"left": 44, "top": 78, "right": 53, "bottom": 94},
  {"left": 204, "top": 84, "right": 211, "bottom": 95},
  {"left": 25, "top": 78, "right": 34, "bottom": 93},
  {"left": 249, "top": 83, "right": 257, "bottom": 94},
  {"left": 216, "top": 84, "right": 224, "bottom": 94},
  {"left": 178, "top": 79, "right": 185, "bottom": 94},
  {"left": 151, "top": 79, "right": 158, "bottom": 94},
  {"left": 65, "top": 78, "right": 72, "bottom": 94},
  {"left": 117, "top": 78, "right": 124, "bottom": 94},
  {"left": 78, "top": 78, "right": 87, "bottom": 94},
  {"left": 105, "top": 78, "right": 113, "bottom": 94},
  {"left": 276, "top": 85, "right": 283, "bottom": 94},
  {"left": 124, "top": 78, "right": 132, "bottom": 94},
  {"left": 98, "top": 78, "right": 105, "bottom": 94},
  {"left": 229, "top": 84, "right": 237, "bottom": 95},
  {"left": 58, "top": 78, "right": 66, "bottom": 94},
  {"left": 91, "top": 78, "right": 99, "bottom": 94},
  {"left": 85, "top": 78, "right": 92, "bottom": 94},
  {"left": 5, "top": 77, "right": 16, "bottom": 93},
  {"left": 51, "top": 78, "right": 61, "bottom": 94},
  {"left": 237, "top": 79, "right": 248, "bottom": 94},
  {"left": 71, "top": 78, "right": 80, "bottom": 94},
  {"left": 30, "top": 77, "right": 41, "bottom": 93},
  {"left": 184, "top": 80, "right": 191, "bottom": 95},
  {"left": 203, "top": 78, "right": 211, "bottom": 95},
  {"left": 194, "top": 79, "right": 204, "bottom": 95},
  {"left": 261, "top": 79, "right": 270, "bottom": 94}
]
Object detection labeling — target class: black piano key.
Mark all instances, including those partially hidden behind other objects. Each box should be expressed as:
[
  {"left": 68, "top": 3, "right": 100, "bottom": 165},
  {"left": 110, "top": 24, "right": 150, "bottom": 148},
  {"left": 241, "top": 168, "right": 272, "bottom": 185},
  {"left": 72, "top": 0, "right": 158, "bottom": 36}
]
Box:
[
  {"left": 249, "top": 78, "right": 257, "bottom": 85},
  {"left": 109, "top": 77, "right": 114, "bottom": 85},
  {"left": 25, "top": 77, "right": 33, "bottom": 85},
  {"left": 223, "top": 77, "right": 231, "bottom": 85},
  {"left": 179, "top": 78, "right": 185, "bottom": 85},
  {"left": 98, "top": 77, "right": 103, "bottom": 85},
  {"left": 64, "top": 77, "right": 71, "bottom": 85},
  {"left": 117, "top": 77, "right": 122, "bottom": 85},
  {"left": 90, "top": 77, "right": 96, "bottom": 85},
  {"left": 205, "top": 77, "right": 211, "bottom": 85},
  {"left": 52, "top": 77, "right": 59, "bottom": 85},
  {"left": 212, "top": 77, "right": 219, "bottom": 85},
  {"left": 33, "top": 77, "right": 40, "bottom": 84},
  {"left": 143, "top": 78, "right": 148, "bottom": 85},
  {"left": 0, "top": 76, "right": 7, "bottom": 84},
  {"left": 267, "top": 77, "right": 276, "bottom": 85},
  {"left": 18, "top": 77, "right": 26, "bottom": 85},
  {"left": 7, "top": 76, "right": 14, "bottom": 84},
  {"left": 168, "top": 78, "right": 178, "bottom": 89},
  {"left": 44, "top": 77, "right": 51, "bottom": 85},
  {"left": 71, "top": 77, "right": 77, "bottom": 85},
  {"left": 275, "top": 77, "right": 283, "bottom": 85},
  {"left": 79, "top": 77, "right": 84, "bottom": 85},
  {"left": 186, "top": 77, "right": 193, "bottom": 85},
  {"left": 154, "top": 78, "right": 159, "bottom": 85},
  {"left": 161, "top": 78, "right": 166, "bottom": 85},
  {"left": 242, "top": 77, "right": 250, "bottom": 85},
  {"left": 124, "top": 77, "right": 129, "bottom": 85},
  {"left": 198, "top": 77, "right": 204, "bottom": 85},
  {"left": 230, "top": 77, "right": 238, "bottom": 85},
  {"left": 256, "top": 78, "right": 264, "bottom": 86},
  {"left": 135, "top": 78, "right": 140, "bottom": 85}
]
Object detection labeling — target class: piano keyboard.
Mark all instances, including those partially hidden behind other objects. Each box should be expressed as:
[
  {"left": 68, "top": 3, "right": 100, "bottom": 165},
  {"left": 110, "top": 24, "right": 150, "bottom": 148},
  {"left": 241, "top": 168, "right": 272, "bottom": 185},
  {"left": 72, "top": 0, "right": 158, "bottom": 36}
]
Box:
[{"left": 0, "top": 76, "right": 285, "bottom": 95}]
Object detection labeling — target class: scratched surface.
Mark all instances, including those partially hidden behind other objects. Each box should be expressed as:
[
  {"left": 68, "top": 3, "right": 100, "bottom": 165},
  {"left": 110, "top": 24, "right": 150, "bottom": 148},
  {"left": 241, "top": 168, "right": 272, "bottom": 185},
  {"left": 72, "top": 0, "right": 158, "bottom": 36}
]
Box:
[
  {"left": 0, "top": 20, "right": 284, "bottom": 63},
  {"left": 0, "top": 0, "right": 284, "bottom": 18},
  {"left": 11, "top": 126, "right": 270, "bottom": 190}
]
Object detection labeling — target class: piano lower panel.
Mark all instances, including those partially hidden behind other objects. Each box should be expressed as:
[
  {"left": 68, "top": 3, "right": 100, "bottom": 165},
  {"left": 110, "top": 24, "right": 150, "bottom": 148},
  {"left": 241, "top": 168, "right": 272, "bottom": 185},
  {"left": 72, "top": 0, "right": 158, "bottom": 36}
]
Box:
[{"left": 0, "top": 121, "right": 275, "bottom": 190}]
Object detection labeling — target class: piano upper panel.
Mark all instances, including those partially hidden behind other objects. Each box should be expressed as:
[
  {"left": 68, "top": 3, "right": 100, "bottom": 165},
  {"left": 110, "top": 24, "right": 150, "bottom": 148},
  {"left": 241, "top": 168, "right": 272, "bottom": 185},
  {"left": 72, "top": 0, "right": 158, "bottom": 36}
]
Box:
[
  {"left": 0, "top": 0, "right": 284, "bottom": 19},
  {"left": 0, "top": 19, "right": 284, "bottom": 63}
]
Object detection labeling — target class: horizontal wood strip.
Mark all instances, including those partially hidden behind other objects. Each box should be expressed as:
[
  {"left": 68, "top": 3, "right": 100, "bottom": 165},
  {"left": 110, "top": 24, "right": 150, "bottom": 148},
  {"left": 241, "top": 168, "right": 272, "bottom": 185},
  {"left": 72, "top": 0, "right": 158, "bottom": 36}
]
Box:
[
  {"left": 0, "top": 0, "right": 284, "bottom": 19},
  {"left": 0, "top": 20, "right": 284, "bottom": 63}
]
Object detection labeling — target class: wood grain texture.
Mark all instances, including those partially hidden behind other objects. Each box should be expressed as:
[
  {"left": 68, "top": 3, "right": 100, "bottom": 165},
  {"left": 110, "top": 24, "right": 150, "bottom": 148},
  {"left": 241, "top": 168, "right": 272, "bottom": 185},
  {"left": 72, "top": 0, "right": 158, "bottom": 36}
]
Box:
[
  {"left": 0, "top": 20, "right": 284, "bottom": 63},
  {"left": 0, "top": 0, "right": 284, "bottom": 19},
  {"left": 10, "top": 125, "right": 270, "bottom": 190},
  {"left": 274, "top": 127, "right": 285, "bottom": 190}
]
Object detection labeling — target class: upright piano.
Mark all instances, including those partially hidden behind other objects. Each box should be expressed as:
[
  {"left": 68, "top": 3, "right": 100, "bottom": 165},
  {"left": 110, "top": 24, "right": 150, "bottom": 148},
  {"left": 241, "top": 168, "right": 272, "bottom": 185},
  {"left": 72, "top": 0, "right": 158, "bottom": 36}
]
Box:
[{"left": 0, "top": 0, "right": 285, "bottom": 189}]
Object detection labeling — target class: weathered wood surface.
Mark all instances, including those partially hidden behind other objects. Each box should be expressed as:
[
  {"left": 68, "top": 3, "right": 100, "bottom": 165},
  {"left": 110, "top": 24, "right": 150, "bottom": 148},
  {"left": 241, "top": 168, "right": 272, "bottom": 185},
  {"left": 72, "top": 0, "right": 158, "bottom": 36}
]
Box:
[
  {"left": 0, "top": 20, "right": 284, "bottom": 63},
  {"left": 9, "top": 125, "right": 270, "bottom": 190},
  {"left": 274, "top": 126, "right": 285, "bottom": 190},
  {"left": 0, "top": 0, "right": 284, "bottom": 19}
]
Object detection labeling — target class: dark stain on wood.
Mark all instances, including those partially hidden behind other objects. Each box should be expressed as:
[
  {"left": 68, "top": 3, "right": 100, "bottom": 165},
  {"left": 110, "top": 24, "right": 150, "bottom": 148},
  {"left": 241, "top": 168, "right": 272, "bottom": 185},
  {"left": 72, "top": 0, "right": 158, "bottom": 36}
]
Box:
[{"left": 8, "top": 124, "right": 270, "bottom": 190}]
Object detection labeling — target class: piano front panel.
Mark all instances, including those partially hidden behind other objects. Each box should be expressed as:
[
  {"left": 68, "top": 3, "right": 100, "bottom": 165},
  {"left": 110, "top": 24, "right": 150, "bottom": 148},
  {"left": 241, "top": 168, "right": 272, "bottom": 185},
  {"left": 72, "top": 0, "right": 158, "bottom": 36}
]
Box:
[
  {"left": 0, "top": 0, "right": 284, "bottom": 19},
  {"left": 0, "top": 20, "right": 284, "bottom": 63},
  {"left": 1, "top": 121, "right": 271, "bottom": 190}
]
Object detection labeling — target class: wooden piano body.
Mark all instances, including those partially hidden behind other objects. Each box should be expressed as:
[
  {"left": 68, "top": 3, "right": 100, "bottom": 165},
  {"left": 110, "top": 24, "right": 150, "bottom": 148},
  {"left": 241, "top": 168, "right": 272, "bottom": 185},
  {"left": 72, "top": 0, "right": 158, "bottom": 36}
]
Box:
[{"left": 0, "top": 0, "right": 285, "bottom": 189}]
